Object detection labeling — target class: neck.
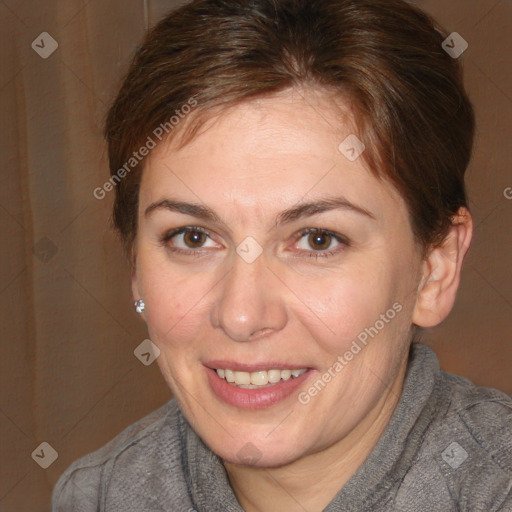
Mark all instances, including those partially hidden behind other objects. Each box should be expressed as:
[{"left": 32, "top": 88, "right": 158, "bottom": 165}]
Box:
[{"left": 223, "top": 356, "right": 409, "bottom": 512}]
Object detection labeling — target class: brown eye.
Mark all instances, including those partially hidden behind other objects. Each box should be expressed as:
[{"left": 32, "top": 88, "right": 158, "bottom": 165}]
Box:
[
  {"left": 295, "top": 228, "right": 349, "bottom": 258},
  {"left": 307, "top": 232, "right": 332, "bottom": 251},
  {"left": 161, "top": 226, "right": 217, "bottom": 253},
  {"left": 183, "top": 230, "right": 207, "bottom": 248}
]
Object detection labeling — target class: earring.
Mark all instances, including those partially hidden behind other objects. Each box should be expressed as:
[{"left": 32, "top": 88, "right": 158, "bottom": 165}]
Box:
[{"left": 134, "top": 299, "right": 145, "bottom": 314}]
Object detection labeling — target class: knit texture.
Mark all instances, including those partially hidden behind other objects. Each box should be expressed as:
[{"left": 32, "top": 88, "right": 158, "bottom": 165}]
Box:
[{"left": 52, "top": 344, "right": 512, "bottom": 511}]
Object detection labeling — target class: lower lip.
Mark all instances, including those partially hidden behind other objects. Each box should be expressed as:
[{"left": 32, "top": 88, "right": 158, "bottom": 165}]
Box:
[{"left": 205, "top": 367, "right": 312, "bottom": 409}]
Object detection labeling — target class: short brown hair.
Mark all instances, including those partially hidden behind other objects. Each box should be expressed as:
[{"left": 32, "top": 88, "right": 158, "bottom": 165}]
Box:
[{"left": 104, "top": 0, "right": 475, "bottom": 265}]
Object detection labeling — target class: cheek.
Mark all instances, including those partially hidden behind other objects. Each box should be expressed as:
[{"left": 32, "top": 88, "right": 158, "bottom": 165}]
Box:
[
  {"left": 301, "top": 246, "right": 418, "bottom": 355},
  {"left": 291, "top": 266, "right": 397, "bottom": 354},
  {"left": 138, "top": 259, "right": 212, "bottom": 346}
]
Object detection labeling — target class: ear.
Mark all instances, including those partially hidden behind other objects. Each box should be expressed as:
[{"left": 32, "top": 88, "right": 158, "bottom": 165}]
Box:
[{"left": 412, "top": 207, "right": 473, "bottom": 328}]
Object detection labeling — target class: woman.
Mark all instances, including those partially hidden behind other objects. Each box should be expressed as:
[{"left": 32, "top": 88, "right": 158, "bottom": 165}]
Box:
[{"left": 52, "top": 0, "right": 512, "bottom": 510}]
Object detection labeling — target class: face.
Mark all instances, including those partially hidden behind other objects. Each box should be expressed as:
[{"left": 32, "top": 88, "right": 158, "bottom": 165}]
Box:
[{"left": 133, "top": 87, "right": 424, "bottom": 467}]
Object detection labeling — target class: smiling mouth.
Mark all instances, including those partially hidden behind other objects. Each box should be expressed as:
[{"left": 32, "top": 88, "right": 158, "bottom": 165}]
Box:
[{"left": 215, "top": 368, "right": 308, "bottom": 388}]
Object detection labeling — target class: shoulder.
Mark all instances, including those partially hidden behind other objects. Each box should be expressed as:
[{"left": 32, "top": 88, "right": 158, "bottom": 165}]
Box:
[
  {"left": 444, "top": 371, "right": 512, "bottom": 461},
  {"left": 419, "top": 370, "right": 512, "bottom": 510},
  {"left": 440, "top": 371, "right": 512, "bottom": 473},
  {"left": 51, "top": 399, "right": 182, "bottom": 512}
]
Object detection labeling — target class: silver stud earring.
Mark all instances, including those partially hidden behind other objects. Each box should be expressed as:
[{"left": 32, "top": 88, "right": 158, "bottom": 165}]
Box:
[{"left": 134, "top": 299, "right": 145, "bottom": 314}]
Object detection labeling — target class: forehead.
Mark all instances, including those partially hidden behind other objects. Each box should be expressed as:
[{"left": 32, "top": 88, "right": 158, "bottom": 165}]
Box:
[{"left": 139, "top": 88, "right": 405, "bottom": 223}]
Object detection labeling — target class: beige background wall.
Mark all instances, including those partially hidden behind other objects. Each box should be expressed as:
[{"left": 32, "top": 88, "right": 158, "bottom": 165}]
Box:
[{"left": 0, "top": 0, "right": 511, "bottom": 510}]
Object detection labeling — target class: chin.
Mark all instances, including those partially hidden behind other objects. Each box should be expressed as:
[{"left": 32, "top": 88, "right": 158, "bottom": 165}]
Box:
[{"left": 213, "top": 438, "right": 307, "bottom": 469}]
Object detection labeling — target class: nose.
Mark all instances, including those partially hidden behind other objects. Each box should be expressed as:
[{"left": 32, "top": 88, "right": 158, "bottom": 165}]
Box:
[{"left": 211, "top": 248, "right": 287, "bottom": 342}]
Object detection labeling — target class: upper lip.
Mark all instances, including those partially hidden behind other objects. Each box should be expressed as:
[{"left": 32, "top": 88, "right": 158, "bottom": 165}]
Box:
[{"left": 204, "top": 360, "right": 312, "bottom": 372}]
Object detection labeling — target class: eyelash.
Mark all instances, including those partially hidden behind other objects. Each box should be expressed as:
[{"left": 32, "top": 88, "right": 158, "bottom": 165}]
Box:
[{"left": 159, "top": 226, "right": 350, "bottom": 260}]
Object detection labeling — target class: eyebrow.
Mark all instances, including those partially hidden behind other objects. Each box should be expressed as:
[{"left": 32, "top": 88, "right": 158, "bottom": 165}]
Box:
[{"left": 144, "top": 195, "right": 376, "bottom": 227}]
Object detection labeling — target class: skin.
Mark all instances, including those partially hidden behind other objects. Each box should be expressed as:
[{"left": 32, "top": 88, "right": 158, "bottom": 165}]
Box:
[{"left": 132, "top": 87, "right": 473, "bottom": 512}]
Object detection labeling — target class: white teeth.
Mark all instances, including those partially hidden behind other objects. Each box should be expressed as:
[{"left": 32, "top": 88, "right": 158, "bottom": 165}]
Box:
[
  {"left": 234, "top": 371, "right": 251, "bottom": 385},
  {"left": 281, "top": 370, "right": 292, "bottom": 381},
  {"left": 267, "top": 369, "right": 282, "bottom": 383},
  {"left": 250, "top": 371, "right": 268, "bottom": 386},
  {"left": 215, "top": 367, "right": 307, "bottom": 387}
]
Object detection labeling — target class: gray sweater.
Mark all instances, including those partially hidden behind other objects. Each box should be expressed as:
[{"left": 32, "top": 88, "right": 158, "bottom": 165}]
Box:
[{"left": 52, "top": 344, "right": 512, "bottom": 511}]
